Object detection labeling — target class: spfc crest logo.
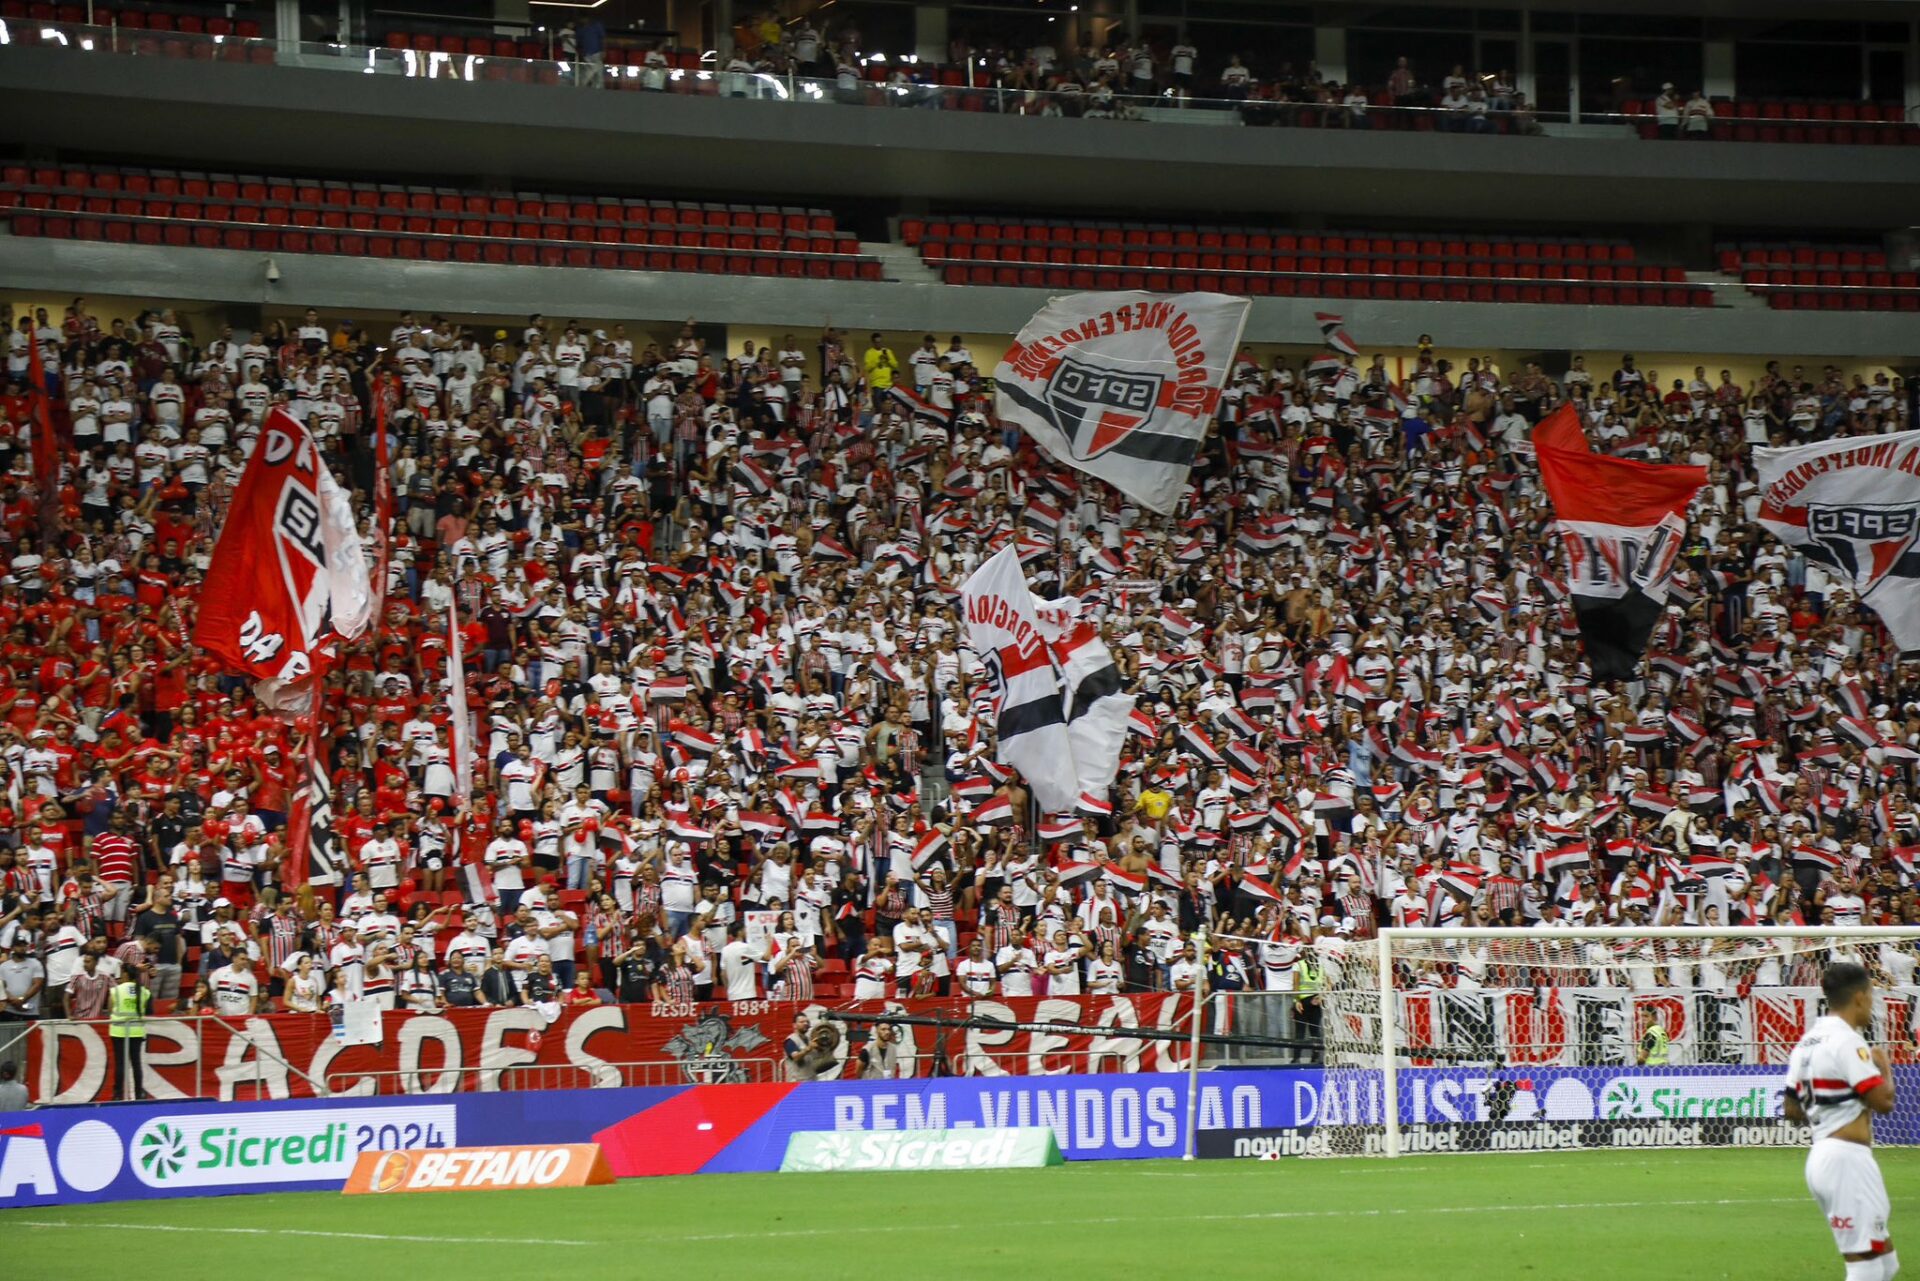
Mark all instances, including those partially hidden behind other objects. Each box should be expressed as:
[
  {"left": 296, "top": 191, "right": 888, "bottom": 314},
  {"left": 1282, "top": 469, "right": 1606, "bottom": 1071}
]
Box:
[
  {"left": 1044, "top": 356, "right": 1163, "bottom": 461},
  {"left": 1807, "top": 503, "right": 1918, "bottom": 594},
  {"left": 661, "top": 1011, "right": 771, "bottom": 1083}
]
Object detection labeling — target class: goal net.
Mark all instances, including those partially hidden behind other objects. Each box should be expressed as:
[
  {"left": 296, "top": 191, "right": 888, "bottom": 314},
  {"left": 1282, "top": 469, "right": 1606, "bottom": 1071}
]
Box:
[{"left": 1316, "top": 926, "right": 1920, "bottom": 1157}]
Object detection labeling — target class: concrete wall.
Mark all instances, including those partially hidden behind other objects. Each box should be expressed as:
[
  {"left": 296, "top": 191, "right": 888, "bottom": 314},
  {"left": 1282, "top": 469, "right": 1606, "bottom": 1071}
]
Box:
[
  {"left": 3, "top": 237, "right": 1911, "bottom": 362},
  {"left": 3, "top": 46, "right": 1919, "bottom": 232}
]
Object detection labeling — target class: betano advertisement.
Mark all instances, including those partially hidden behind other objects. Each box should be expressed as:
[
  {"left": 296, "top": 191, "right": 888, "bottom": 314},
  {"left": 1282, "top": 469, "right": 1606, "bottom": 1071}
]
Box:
[{"left": 4, "top": 1066, "right": 1910, "bottom": 1206}]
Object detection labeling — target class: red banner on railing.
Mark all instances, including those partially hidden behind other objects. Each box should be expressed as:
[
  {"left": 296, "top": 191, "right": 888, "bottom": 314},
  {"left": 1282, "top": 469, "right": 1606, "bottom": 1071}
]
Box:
[{"left": 29, "top": 995, "right": 1202, "bottom": 1104}]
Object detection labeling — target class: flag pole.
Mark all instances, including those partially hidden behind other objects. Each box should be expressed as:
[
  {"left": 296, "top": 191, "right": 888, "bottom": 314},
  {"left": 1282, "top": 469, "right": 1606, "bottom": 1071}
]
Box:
[{"left": 1180, "top": 926, "right": 1208, "bottom": 1161}]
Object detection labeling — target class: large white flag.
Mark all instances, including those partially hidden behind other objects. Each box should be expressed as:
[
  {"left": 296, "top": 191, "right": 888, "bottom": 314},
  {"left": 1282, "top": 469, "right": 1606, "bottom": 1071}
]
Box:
[
  {"left": 961, "top": 546, "right": 1079, "bottom": 814},
  {"left": 448, "top": 597, "right": 474, "bottom": 805},
  {"left": 1754, "top": 430, "right": 1920, "bottom": 654},
  {"left": 995, "top": 291, "right": 1250, "bottom": 514},
  {"left": 1035, "top": 596, "right": 1135, "bottom": 804}
]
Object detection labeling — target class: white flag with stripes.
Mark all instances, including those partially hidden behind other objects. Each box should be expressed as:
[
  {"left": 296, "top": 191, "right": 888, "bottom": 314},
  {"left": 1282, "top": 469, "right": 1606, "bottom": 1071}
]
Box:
[
  {"left": 961, "top": 546, "right": 1079, "bottom": 813},
  {"left": 1035, "top": 595, "right": 1135, "bottom": 804}
]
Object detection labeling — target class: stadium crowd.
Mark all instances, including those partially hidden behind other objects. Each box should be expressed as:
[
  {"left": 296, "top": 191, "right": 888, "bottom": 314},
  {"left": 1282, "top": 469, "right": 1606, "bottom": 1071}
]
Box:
[
  {"left": 0, "top": 292, "right": 1914, "bottom": 1072},
  {"left": 689, "top": 18, "right": 1549, "bottom": 129}
]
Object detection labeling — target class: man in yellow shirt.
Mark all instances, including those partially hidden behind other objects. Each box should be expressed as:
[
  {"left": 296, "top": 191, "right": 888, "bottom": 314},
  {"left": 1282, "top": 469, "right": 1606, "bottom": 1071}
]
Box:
[
  {"left": 862, "top": 333, "right": 899, "bottom": 408},
  {"left": 1136, "top": 786, "right": 1174, "bottom": 821}
]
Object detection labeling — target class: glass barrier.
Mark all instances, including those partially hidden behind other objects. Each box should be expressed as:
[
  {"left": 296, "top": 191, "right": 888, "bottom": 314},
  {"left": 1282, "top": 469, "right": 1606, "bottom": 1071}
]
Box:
[{"left": 6, "top": 18, "right": 1918, "bottom": 141}]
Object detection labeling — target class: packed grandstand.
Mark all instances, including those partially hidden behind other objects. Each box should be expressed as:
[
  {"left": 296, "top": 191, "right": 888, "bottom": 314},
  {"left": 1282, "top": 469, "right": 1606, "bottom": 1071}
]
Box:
[
  {"left": 0, "top": 0, "right": 1918, "bottom": 1115},
  {"left": 0, "top": 280, "right": 1912, "bottom": 1089}
]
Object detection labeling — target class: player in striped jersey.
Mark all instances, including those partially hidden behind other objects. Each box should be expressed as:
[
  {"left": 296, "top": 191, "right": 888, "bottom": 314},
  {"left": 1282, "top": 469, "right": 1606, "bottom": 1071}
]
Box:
[{"left": 1784, "top": 962, "right": 1899, "bottom": 1280}]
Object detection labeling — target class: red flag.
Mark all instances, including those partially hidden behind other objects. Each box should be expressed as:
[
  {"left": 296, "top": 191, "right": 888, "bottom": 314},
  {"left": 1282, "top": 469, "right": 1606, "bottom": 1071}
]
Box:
[
  {"left": 449, "top": 599, "right": 473, "bottom": 805},
  {"left": 192, "top": 409, "right": 372, "bottom": 704},
  {"left": 1534, "top": 433, "right": 1706, "bottom": 682},
  {"left": 1530, "top": 401, "right": 1589, "bottom": 454},
  {"left": 24, "top": 326, "right": 59, "bottom": 552}
]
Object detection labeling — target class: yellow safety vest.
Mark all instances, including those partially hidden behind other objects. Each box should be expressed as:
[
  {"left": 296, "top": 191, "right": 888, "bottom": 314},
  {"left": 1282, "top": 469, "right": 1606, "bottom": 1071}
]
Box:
[
  {"left": 1297, "top": 955, "right": 1322, "bottom": 995},
  {"left": 109, "top": 982, "right": 149, "bottom": 1039},
  {"left": 1641, "top": 1024, "right": 1669, "bottom": 1065}
]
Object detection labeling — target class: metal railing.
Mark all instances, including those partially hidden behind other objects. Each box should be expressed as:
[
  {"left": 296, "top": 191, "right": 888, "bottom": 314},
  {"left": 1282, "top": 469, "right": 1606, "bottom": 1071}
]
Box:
[
  {"left": 324, "top": 1056, "right": 778, "bottom": 1096},
  {"left": 8, "top": 193, "right": 1919, "bottom": 304},
  {"left": 7, "top": 19, "right": 1917, "bottom": 140},
  {"left": 0, "top": 200, "right": 882, "bottom": 274}
]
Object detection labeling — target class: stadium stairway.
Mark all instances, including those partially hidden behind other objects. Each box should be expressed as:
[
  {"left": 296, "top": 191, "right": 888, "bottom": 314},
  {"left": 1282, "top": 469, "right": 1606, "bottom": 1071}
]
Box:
[
  {"left": 864, "top": 240, "right": 941, "bottom": 286},
  {"left": 1689, "top": 269, "right": 1763, "bottom": 312}
]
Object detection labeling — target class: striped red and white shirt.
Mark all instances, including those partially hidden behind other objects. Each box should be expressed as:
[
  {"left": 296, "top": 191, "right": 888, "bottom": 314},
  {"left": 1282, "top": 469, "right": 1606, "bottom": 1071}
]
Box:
[
  {"left": 91, "top": 833, "right": 138, "bottom": 885},
  {"left": 264, "top": 913, "right": 304, "bottom": 969},
  {"left": 657, "top": 964, "right": 696, "bottom": 1003},
  {"left": 775, "top": 950, "right": 817, "bottom": 1001}
]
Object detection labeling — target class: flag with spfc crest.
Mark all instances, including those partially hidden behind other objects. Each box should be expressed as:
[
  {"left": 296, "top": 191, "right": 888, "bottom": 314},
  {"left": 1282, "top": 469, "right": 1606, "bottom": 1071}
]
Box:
[{"left": 995, "top": 291, "right": 1249, "bottom": 514}]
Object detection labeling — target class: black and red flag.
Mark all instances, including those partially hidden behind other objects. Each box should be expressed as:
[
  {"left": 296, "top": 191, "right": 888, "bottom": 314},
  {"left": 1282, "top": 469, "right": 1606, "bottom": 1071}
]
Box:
[{"left": 1533, "top": 406, "right": 1707, "bottom": 682}]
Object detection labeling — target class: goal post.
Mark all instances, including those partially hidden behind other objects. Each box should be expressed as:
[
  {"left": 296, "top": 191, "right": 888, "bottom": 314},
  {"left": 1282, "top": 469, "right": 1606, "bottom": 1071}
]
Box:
[{"left": 1318, "top": 926, "right": 1920, "bottom": 1158}]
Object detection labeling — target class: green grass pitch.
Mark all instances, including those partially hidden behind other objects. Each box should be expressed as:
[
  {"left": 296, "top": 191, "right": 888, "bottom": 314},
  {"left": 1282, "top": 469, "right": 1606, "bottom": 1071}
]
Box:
[{"left": 9, "top": 1148, "right": 1914, "bottom": 1280}]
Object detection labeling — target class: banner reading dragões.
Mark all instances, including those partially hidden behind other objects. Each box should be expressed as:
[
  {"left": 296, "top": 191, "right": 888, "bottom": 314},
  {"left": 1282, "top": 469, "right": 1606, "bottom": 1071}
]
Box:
[
  {"left": 995, "top": 291, "right": 1249, "bottom": 514},
  {"left": 28, "top": 995, "right": 1206, "bottom": 1104},
  {"left": 1754, "top": 429, "right": 1920, "bottom": 654}
]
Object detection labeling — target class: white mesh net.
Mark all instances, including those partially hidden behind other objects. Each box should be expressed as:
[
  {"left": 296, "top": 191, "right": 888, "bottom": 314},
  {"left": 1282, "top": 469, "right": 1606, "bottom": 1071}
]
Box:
[{"left": 1314, "top": 927, "right": 1920, "bottom": 1156}]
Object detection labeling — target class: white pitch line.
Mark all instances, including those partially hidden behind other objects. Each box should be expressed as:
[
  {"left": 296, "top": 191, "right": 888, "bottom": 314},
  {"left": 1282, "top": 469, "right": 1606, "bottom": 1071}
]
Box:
[
  {"left": 18, "top": 1221, "right": 592, "bottom": 1247},
  {"left": 663, "top": 1196, "right": 1803, "bottom": 1243}
]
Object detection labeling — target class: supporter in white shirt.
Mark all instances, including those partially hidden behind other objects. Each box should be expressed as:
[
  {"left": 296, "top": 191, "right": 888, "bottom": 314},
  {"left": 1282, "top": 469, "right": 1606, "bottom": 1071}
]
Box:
[{"left": 209, "top": 955, "right": 261, "bottom": 1014}]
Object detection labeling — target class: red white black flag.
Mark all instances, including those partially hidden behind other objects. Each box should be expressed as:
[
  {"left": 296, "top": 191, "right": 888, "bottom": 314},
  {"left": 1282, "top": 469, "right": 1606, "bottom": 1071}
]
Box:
[
  {"left": 994, "top": 291, "right": 1249, "bottom": 514},
  {"left": 193, "top": 408, "right": 371, "bottom": 711},
  {"left": 1315, "top": 311, "right": 1359, "bottom": 357},
  {"left": 1755, "top": 430, "right": 1920, "bottom": 654},
  {"left": 1533, "top": 411, "right": 1706, "bottom": 681},
  {"left": 962, "top": 546, "right": 1079, "bottom": 813}
]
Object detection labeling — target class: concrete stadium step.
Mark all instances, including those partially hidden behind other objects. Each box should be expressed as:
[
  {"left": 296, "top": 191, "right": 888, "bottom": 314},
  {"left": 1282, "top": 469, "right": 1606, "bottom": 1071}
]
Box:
[
  {"left": 1692, "top": 268, "right": 1762, "bottom": 310},
  {"left": 864, "top": 239, "right": 942, "bottom": 285}
]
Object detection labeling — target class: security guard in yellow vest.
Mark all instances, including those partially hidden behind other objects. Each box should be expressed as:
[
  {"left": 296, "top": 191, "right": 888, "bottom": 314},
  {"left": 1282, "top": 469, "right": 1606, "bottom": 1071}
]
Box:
[
  {"left": 110, "top": 972, "right": 152, "bottom": 1101},
  {"left": 1294, "top": 953, "right": 1324, "bottom": 1055},
  {"left": 1637, "top": 1017, "right": 1670, "bottom": 1066}
]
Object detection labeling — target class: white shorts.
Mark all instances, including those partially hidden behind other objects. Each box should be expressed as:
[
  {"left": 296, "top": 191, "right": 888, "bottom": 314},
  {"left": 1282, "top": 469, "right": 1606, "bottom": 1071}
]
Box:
[{"left": 1807, "top": 1137, "right": 1892, "bottom": 1256}]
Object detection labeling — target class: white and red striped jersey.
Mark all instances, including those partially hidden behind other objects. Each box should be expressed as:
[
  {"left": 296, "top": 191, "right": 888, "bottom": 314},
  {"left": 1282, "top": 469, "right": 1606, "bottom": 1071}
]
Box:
[{"left": 90, "top": 833, "right": 139, "bottom": 885}]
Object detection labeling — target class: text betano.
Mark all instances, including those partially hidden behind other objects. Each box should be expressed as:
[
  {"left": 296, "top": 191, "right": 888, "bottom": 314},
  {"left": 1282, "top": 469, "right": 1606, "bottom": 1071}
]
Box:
[{"left": 342, "top": 1143, "right": 614, "bottom": 1195}]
